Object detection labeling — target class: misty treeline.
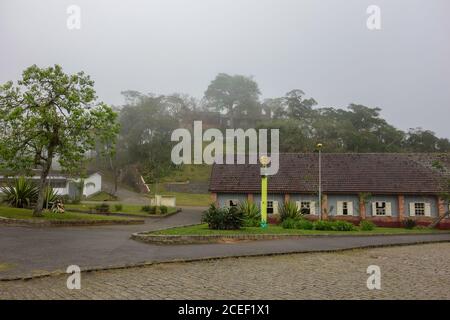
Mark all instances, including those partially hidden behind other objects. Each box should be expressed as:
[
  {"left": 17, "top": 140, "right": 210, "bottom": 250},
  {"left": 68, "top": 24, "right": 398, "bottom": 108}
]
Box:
[{"left": 95, "top": 73, "right": 450, "bottom": 188}]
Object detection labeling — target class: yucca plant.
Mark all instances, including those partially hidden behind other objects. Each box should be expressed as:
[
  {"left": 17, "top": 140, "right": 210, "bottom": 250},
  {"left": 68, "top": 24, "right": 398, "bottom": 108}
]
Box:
[
  {"left": 238, "top": 201, "right": 261, "bottom": 227},
  {"left": 279, "top": 201, "right": 301, "bottom": 221},
  {"left": 1, "top": 176, "right": 39, "bottom": 208},
  {"left": 43, "top": 186, "right": 60, "bottom": 209}
]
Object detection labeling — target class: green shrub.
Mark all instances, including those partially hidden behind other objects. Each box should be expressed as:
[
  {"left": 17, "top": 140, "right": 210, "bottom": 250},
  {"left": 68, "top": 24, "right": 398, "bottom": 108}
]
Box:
[
  {"left": 403, "top": 218, "right": 416, "bottom": 229},
  {"left": 295, "top": 219, "right": 314, "bottom": 230},
  {"left": 201, "top": 204, "right": 243, "bottom": 230},
  {"left": 332, "top": 220, "right": 356, "bottom": 231},
  {"left": 281, "top": 217, "right": 298, "bottom": 229},
  {"left": 95, "top": 203, "right": 110, "bottom": 214},
  {"left": 238, "top": 201, "right": 261, "bottom": 227},
  {"left": 313, "top": 220, "right": 334, "bottom": 231},
  {"left": 114, "top": 204, "right": 123, "bottom": 211},
  {"left": 1, "top": 177, "right": 38, "bottom": 208},
  {"left": 360, "top": 220, "right": 376, "bottom": 231},
  {"left": 279, "top": 201, "right": 301, "bottom": 221},
  {"left": 160, "top": 205, "right": 168, "bottom": 214},
  {"left": 141, "top": 205, "right": 156, "bottom": 214}
]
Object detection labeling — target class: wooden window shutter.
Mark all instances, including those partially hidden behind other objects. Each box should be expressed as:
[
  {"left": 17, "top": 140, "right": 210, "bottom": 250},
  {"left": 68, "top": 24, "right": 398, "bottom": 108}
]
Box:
[
  {"left": 372, "top": 202, "right": 377, "bottom": 216},
  {"left": 337, "top": 201, "right": 343, "bottom": 215},
  {"left": 424, "top": 203, "right": 431, "bottom": 217},
  {"left": 385, "top": 202, "right": 392, "bottom": 216},
  {"left": 273, "top": 201, "right": 279, "bottom": 214},
  {"left": 310, "top": 201, "right": 316, "bottom": 215},
  {"left": 348, "top": 201, "right": 354, "bottom": 216},
  {"left": 409, "top": 202, "right": 416, "bottom": 216}
]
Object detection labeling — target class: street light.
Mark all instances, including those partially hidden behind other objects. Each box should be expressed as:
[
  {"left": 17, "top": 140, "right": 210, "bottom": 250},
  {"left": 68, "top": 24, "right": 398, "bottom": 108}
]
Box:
[
  {"left": 316, "top": 143, "right": 323, "bottom": 220},
  {"left": 260, "top": 155, "right": 270, "bottom": 229}
]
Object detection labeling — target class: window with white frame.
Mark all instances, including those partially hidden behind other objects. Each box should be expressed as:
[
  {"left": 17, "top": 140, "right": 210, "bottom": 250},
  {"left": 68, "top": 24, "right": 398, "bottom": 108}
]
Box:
[
  {"left": 375, "top": 202, "right": 386, "bottom": 216},
  {"left": 414, "top": 202, "right": 425, "bottom": 216}
]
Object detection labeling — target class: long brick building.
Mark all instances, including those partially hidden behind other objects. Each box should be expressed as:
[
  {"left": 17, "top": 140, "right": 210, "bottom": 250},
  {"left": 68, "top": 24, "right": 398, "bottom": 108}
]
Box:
[{"left": 209, "top": 153, "right": 450, "bottom": 228}]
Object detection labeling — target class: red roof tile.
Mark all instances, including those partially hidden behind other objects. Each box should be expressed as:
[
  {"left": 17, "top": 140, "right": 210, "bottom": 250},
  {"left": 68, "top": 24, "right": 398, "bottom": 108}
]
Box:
[{"left": 209, "top": 153, "right": 450, "bottom": 194}]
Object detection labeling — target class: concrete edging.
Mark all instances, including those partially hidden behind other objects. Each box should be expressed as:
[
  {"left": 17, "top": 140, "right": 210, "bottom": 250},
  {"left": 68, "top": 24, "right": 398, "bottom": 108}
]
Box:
[{"left": 130, "top": 230, "right": 450, "bottom": 245}]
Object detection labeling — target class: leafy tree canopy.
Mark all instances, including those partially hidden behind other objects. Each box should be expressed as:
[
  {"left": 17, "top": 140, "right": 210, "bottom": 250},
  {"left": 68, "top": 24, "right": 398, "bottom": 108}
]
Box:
[{"left": 0, "top": 64, "right": 119, "bottom": 215}]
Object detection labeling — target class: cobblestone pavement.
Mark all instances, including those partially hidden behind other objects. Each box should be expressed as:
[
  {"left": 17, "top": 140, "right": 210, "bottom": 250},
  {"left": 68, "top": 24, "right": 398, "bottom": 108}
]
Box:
[{"left": 1, "top": 243, "right": 449, "bottom": 299}]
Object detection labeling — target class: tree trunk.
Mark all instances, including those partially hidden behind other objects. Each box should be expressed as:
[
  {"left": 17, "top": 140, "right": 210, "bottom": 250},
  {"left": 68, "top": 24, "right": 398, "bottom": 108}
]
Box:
[
  {"left": 429, "top": 211, "right": 450, "bottom": 229},
  {"left": 33, "top": 156, "right": 53, "bottom": 217}
]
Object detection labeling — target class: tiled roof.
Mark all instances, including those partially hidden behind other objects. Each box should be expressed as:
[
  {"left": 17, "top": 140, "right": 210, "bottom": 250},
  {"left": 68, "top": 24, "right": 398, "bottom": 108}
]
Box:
[{"left": 209, "top": 153, "right": 450, "bottom": 195}]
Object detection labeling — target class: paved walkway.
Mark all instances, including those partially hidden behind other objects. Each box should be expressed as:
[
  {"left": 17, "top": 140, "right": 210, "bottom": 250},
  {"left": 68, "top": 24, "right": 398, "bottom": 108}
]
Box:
[
  {"left": 1, "top": 243, "right": 449, "bottom": 299},
  {"left": 1, "top": 206, "right": 450, "bottom": 279}
]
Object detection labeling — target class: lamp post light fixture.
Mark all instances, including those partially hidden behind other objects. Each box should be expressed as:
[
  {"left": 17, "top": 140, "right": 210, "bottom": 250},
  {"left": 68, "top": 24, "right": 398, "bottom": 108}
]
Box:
[
  {"left": 260, "top": 155, "right": 270, "bottom": 229},
  {"left": 316, "top": 143, "right": 323, "bottom": 220}
]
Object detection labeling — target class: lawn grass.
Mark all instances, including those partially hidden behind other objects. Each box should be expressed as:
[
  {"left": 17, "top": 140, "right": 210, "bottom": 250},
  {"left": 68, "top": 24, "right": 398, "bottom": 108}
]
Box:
[
  {"left": 0, "top": 206, "right": 131, "bottom": 221},
  {"left": 86, "top": 191, "right": 118, "bottom": 201},
  {"left": 149, "top": 223, "right": 449, "bottom": 236},
  {"left": 65, "top": 203, "right": 177, "bottom": 216}
]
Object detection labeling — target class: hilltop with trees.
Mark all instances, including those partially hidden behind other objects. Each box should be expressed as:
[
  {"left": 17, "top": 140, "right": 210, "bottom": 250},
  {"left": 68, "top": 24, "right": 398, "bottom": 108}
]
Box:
[{"left": 94, "top": 72, "right": 450, "bottom": 191}]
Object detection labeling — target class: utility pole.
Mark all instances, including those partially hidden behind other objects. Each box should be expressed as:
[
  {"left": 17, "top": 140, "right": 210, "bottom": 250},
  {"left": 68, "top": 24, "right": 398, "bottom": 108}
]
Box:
[{"left": 317, "top": 143, "right": 323, "bottom": 220}]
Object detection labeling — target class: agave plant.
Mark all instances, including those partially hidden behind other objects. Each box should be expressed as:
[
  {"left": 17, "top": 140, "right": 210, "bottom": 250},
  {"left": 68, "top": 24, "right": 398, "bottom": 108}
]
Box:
[
  {"left": 238, "top": 201, "right": 261, "bottom": 227},
  {"left": 43, "top": 186, "right": 60, "bottom": 209},
  {"left": 279, "top": 201, "right": 301, "bottom": 221},
  {"left": 1, "top": 176, "right": 38, "bottom": 208}
]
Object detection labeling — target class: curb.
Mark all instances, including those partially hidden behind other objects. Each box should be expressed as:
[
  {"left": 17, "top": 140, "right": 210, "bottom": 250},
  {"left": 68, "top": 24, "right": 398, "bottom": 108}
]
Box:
[
  {"left": 130, "top": 230, "right": 450, "bottom": 245},
  {"left": 1, "top": 239, "right": 449, "bottom": 282}
]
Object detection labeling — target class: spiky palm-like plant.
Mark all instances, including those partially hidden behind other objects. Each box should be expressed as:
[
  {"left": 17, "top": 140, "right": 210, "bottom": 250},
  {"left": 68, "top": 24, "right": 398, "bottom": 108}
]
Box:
[
  {"left": 1, "top": 176, "right": 38, "bottom": 208},
  {"left": 43, "top": 186, "right": 60, "bottom": 209},
  {"left": 238, "top": 201, "right": 261, "bottom": 227}
]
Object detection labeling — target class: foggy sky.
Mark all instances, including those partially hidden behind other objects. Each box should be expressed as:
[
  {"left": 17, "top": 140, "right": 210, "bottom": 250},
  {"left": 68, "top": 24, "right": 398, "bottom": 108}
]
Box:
[{"left": 1, "top": 0, "right": 449, "bottom": 138}]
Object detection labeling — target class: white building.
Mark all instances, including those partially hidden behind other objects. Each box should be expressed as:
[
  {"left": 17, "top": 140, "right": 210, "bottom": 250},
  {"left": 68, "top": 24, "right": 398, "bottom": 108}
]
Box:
[{"left": 0, "top": 171, "right": 102, "bottom": 198}]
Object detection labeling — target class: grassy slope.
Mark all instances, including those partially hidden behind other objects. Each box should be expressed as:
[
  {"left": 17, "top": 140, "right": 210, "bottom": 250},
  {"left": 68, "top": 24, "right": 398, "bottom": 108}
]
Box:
[
  {"left": 150, "top": 223, "right": 449, "bottom": 236},
  {"left": 0, "top": 206, "right": 131, "bottom": 221},
  {"left": 161, "top": 164, "right": 212, "bottom": 183}
]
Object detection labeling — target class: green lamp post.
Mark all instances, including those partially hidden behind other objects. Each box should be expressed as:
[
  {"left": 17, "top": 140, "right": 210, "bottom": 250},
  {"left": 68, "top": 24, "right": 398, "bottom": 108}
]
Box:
[{"left": 260, "top": 155, "right": 270, "bottom": 229}]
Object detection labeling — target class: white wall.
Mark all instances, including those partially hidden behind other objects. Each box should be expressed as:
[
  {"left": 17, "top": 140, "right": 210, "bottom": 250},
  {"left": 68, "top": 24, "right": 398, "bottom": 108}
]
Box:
[{"left": 82, "top": 173, "right": 102, "bottom": 196}]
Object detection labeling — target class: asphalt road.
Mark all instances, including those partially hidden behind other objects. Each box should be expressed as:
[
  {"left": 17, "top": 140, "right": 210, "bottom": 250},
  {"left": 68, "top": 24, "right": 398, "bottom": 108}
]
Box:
[{"left": 1, "top": 207, "right": 449, "bottom": 279}]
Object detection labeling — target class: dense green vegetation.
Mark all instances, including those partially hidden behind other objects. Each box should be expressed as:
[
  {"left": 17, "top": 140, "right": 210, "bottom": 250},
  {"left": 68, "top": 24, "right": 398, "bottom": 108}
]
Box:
[{"left": 94, "top": 73, "right": 450, "bottom": 191}]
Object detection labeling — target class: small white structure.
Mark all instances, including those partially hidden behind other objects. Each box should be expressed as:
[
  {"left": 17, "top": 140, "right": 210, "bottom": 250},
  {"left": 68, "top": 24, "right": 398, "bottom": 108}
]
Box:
[
  {"left": 150, "top": 195, "right": 176, "bottom": 207},
  {"left": 0, "top": 171, "right": 102, "bottom": 198}
]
